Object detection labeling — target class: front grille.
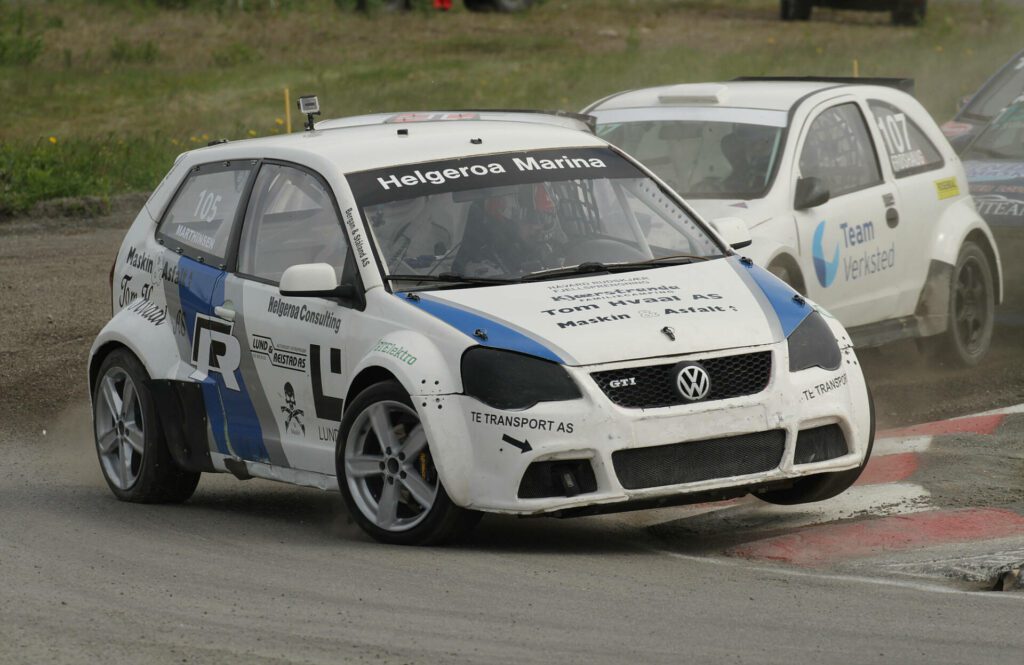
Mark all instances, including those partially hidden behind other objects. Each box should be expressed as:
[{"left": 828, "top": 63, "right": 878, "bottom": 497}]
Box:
[
  {"left": 591, "top": 351, "right": 772, "bottom": 409},
  {"left": 612, "top": 430, "right": 786, "bottom": 490}
]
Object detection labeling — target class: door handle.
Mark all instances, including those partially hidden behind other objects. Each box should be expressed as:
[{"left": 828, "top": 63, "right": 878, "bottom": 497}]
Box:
[
  {"left": 885, "top": 207, "right": 899, "bottom": 228},
  {"left": 214, "top": 305, "right": 235, "bottom": 321}
]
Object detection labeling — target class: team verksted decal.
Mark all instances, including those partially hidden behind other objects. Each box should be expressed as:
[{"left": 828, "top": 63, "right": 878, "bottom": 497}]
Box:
[
  {"left": 470, "top": 411, "right": 574, "bottom": 433},
  {"left": 251, "top": 334, "right": 308, "bottom": 372},
  {"left": 189, "top": 314, "right": 241, "bottom": 391},
  {"left": 812, "top": 220, "right": 895, "bottom": 288},
  {"left": 974, "top": 194, "right": 1024, "bottom": 218}
]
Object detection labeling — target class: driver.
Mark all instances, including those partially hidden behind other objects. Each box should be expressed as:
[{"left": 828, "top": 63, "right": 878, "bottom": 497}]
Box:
[{"left": 457, "top": 183, "right": 563, "bottom": 277}]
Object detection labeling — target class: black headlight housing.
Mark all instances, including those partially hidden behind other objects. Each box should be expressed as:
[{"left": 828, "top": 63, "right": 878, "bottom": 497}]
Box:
[
  {"left": 461, "top": 347, "right": 582, "bottom": 410},
  {"left": 788, "top": 311, "right": 842, "bottom": 372}
]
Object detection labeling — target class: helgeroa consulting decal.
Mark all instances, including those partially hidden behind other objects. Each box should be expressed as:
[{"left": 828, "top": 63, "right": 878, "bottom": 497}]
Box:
[{"left": 345, "top": 148, "right": 639, "bottom": 207}]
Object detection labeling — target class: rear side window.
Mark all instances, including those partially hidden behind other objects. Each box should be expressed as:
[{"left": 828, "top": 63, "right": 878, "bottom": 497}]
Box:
[
  {"left": 799, "top": 103, "right": 882, "bottom": 198},
  {"left": 868, "top": 101, "right": 944, "bottom": 178},
  {"left": 157, "top": 161, "right": 255, "bottom": 264},
  {"left": 237, "top": 163, "right": 351, "bottom": 285}
]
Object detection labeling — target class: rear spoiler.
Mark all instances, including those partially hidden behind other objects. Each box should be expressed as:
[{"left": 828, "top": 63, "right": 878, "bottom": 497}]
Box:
[{"left": 732, "top": 76, "right": 915, "bottom": 96}]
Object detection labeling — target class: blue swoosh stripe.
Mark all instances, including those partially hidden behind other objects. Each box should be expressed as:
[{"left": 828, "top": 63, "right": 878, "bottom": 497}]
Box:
[
  {"left": 738, "top": 260, "right": 812, "bottom": 338},
  {"left": 397, "top": 293, "right": 564, "bottom": 363}
]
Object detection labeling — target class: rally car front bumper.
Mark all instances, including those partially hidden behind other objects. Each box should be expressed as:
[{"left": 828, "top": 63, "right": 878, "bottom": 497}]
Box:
[{"left": 419, "top": 342, "right": 873, "bottom": 515}]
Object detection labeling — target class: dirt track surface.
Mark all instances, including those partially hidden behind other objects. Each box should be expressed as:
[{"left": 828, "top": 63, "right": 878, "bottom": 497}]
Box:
[{"left": 2, "top": 204, "right": 1024, "bottom": 663}]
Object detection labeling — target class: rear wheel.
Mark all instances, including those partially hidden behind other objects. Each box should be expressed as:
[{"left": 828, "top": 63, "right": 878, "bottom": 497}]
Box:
[
  {"left": 337, "top": 381, "right": 480, "bottom": 545},
  {"left": 919, "top": 241, "right": 994, "bottom": 367},
  {"left": 757, "top": 386, "right": 875, "bottom": 505},
  {"left": 92, "top": 349, "right": 200, "bottom": 503},
  {"left": 780, "top": 0, "right": 812, "bottom": 20}
]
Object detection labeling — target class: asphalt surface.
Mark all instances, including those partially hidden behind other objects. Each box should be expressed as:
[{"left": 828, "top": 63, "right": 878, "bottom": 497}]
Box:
[{"left": 1, "top": 202, "right": 1023, "bottom": 664}]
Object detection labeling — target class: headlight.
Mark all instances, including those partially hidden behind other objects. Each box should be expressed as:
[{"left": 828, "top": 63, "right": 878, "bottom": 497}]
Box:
[
  {"left": 461, "top": 347, "right": 582, "bottom": 410},
  {"left": 788, "top": 311, "right": 842, "bottom": 372}
]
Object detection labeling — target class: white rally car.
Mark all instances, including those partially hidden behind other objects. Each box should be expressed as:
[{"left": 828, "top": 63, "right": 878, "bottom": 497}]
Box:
[
  {"left": 586, "top": 78, "right": 1003, "bottom": 366},
  {"left": 89, "top": 107, "right": 873, "bottom": 545}
]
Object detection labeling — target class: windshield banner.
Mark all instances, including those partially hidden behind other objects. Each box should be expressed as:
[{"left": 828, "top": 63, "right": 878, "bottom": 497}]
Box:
[{"left": 346, "top": 147, "right": 639, "bottom": 207}]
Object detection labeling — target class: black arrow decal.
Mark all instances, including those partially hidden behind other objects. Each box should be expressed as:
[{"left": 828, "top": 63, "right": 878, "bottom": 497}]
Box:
[{"left": 501, "top": 433, "right": 532, "bottom": 454}]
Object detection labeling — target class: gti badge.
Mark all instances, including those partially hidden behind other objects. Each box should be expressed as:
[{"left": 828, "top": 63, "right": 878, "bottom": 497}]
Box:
[
  {"left": 609, "top": 377, "right": 637, "bottom": 389},
  {"left": 675, "top": 362, "right": 711, "bottom": 401}
]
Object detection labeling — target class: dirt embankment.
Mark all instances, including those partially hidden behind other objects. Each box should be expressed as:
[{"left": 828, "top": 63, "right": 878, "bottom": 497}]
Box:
[{"left": 1, "top": 199, "right": 1022, "bottom": 439}]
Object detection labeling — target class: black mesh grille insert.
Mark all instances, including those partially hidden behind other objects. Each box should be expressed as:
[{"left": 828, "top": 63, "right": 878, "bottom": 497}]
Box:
[
  {"left": 612, "top": 430, "right": 786, "bottom": 490},
  {"left": 591, "top": 351, "right": 772, "bottom": 409},
  {"left": 794, "top": 424, "right": 848, "bottom": 464}
]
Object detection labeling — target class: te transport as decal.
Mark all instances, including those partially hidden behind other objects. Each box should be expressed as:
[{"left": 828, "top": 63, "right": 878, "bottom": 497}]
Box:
[
  {"left": 801, "top": 373, "right": 847, "bottom": 401},
  {"left": 471, "top": 411, "right": 574, "bottom": 433}
]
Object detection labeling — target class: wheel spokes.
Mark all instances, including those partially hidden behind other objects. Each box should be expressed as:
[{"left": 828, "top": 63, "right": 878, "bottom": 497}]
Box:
[
  {"left": 376, "top": 480, "right": 400, "bottom": 529},
  {"left": 97, "top": 428, "right": 118, "bottom": 454},
  {"left": 120, "top": 380, "right": 136, "bottom": 421},
  {"left": 367, "top": 403, "right": 399, "bottom": 451},
  {"left": 400, "top": 425, "right": 428, "bottom": 459},
  {"left": 400, "top": 471, "right": 435, "bottom": 510},
  {"left": 101, "top": 376, "right": 122, "bottom": 420},
  {"left": 347, "top": 454, "right": 385, "bottom": 479},
  {"left": 123, "top": 422, "right": 145, "bottom": 454}
]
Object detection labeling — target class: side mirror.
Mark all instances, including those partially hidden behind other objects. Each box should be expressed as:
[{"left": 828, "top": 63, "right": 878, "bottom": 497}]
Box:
[
  {"left": 279, "top": 263, "right": 358, "bottom": 301},
  {"left": 710, "top": 216, "right": 752, "bottom": 250},
  {"left": 794, "top": 176, "right": 830, "bottom": 210},
  {"left": 957, "top": 95, "right": 971, "bottom": 112}
]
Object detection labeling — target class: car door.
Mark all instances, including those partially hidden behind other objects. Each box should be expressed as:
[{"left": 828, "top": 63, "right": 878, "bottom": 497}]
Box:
[
  {"left": 792, "top": 100, "right": 900, "bottom": 328},
  {"left": 228, "top": 161, "right": 361, "bottom": 474},
  {"left": 867, "top": 98, "right": 949, "bottom": 317},
  {"left": 154, "top": 160, "right": 269, "bottom": 463}
]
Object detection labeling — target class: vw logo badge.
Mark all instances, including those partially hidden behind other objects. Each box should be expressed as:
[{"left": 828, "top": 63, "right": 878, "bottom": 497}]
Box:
[{"left": 675, "top": 362, "right": 711, "bottom": 401}]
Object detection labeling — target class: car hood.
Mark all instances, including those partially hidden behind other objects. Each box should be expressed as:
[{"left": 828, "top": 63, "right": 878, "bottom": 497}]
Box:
[
  {"left": 686, "top": 198, "right": 776, "bottom": 230},
  {"left": 399, "top": 256, "right": 808, "bottom": 367},
  {"left": 964, "top": 159, "right": 1024, "bottom": 229}
]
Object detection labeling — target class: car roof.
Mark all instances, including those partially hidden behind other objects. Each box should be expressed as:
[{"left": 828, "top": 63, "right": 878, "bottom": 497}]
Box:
[
  {"left": 177, "top": 118, "right": 608, "bottom": 175},
  {"left": 316, "top": 109, "right": 596, "bottom": 133},
  {"left": 585, "top": 79, "right": 916, "bottom": 115}
]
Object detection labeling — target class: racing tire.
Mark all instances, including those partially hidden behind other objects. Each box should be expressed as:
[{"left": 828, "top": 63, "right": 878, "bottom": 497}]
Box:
[
  {"left": 919, "top": 241, "right": 995, "bottom": 367},
  {"left": 780, "top": 0, "right": 812, "bottom": 21},
  {"left": 756, "top": 386, "right": 875, "bottom": 506},
  {"left": 464, "top": 0, "right": 533, "bottom": 12},
  {"left": 336, "top": 381, "right": 481, "bottom": 546},
  {"left": 892, "top": 0, "right": 926, "bottom": 26},
  {"left": 92, "top": 349, "right": 201, "bottom": 503}
]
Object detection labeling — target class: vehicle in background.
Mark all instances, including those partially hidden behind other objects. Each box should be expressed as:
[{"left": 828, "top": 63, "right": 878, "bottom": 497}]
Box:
[
  {"left": 585, "top": 78, "right": 1002, "bottom": 366},
  {"left": 780, "top": 0, "right": 927, "bottom": 26},
  {"left": 941, "top": 48, "right": 1024, "bottom": 153},
  {"left": 961, "top": 101, "right": 1024, "bottom": 325},
  {"left": 88, "top": 105, "right": 874, "bottom": 546}
]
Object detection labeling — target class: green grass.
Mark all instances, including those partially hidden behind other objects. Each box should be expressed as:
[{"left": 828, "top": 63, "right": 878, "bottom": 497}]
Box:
[{"left": 1, "top": 0, "right": 1023, "bottom": 216}]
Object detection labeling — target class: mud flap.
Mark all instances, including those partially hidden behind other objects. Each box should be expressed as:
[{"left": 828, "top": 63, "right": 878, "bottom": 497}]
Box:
[{"left": 148, "top": 380, "right": 216, "bottom": 473}]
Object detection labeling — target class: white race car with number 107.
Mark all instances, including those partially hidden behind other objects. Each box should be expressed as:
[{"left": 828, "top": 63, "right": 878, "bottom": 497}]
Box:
[
  {"left": 586, "top": 78, "right": 1003, "bottom": 366},
  {"left": 89, "top": 108, "right": 873, "bottom": 545}
]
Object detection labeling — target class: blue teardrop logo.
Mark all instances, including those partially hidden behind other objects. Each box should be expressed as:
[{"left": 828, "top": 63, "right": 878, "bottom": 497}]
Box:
[{"left": 812, "top": 220, "right": 840, "bottom": 288}]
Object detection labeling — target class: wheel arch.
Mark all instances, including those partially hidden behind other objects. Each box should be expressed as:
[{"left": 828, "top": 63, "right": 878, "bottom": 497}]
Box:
[
  {"left": 964, "top": 227, "right": 1003, "bottom": 304},
  {"left": 766, "top": 251, "right": 807, "bottom": 295},
  {"left": 344, "top": 365, "right": 402, "bottom": 416}
]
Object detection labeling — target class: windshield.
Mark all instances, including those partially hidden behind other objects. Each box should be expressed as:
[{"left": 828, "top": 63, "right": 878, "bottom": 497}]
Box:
[
  {"left": 964, "top": 101, "right": 1024, "bottom": 161},
  {"left": 345, "top": 147, "right": 723, "bottom": 286},
  {"left": 596, "top": 115, "right": 784, "bottom": 200},
  {"left": 961, "top": 52, "right": 1024, "bottom": 121}
]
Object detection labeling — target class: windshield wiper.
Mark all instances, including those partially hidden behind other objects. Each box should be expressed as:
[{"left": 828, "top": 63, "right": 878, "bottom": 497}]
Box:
[
  {"left": 519, "top": 255, "right": 714, "bottom": 282},
  {"left": 385, "top": 272, "right": 519, "bottom": 286}
]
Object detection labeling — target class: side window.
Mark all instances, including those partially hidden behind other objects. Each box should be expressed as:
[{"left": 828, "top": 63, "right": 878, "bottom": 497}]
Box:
[
  {"left": 157, "top": 162, "right": 254, "bottom": 264},
  {"left": 868, "top": 100, "right": 944, "bottom": 177},
  {"left": 237, "top": 163, "right": 351, "bottom": 285},
  {"left": 799, "top": 103, "right": 882, "bottom": 198}
]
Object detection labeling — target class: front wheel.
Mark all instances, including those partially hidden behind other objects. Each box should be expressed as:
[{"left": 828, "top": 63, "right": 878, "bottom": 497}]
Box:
[
  {"left": 337, "top": 381, "right": 480, "bottom": 545},
  {"left": 919, "top": 241, "right": 995, "bottom": 367},
  {"left": 92, "top": 349, "right": 200, "bottom": 503}
]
